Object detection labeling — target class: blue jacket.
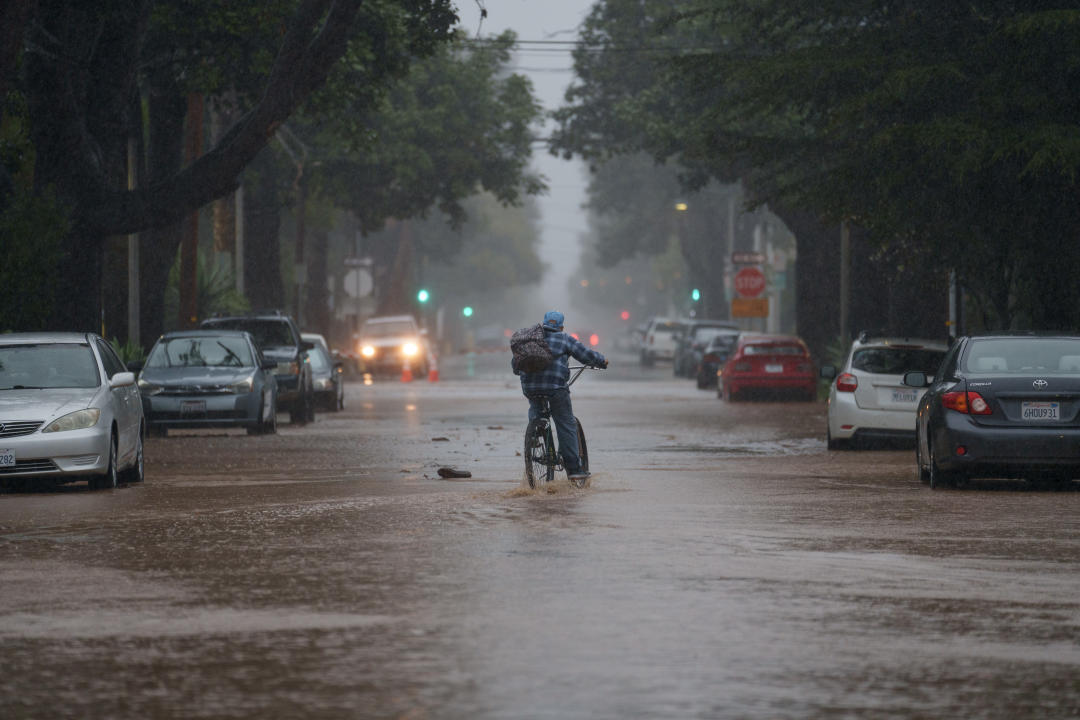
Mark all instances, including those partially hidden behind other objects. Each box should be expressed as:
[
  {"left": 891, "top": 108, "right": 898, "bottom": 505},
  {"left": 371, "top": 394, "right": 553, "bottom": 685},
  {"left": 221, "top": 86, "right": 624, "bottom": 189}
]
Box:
[{"left": 512, "top": 328, "right": 606, "bottom": 394}]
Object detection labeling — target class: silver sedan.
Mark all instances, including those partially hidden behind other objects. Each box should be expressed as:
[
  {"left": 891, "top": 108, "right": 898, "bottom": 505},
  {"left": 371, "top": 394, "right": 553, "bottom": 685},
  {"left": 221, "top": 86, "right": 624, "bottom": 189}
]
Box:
[{"left": 0, "top": 332, "right": 144, "bottom": 490}]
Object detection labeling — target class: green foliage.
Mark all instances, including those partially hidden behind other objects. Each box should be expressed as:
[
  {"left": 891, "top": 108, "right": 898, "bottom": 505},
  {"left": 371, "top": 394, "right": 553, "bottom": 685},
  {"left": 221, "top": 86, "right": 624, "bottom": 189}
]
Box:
[
  {"left": 110, "top": 336, "right": 146, "bottom": 366},
  {"left": 164, "top": 251, "right": 250, "bottom": 332},
  {"left": 552, "top": 1, "right": 1080, "bottom": 330},
  {"left": 317, "top": 30, "right": 544, "bottom": 233}
]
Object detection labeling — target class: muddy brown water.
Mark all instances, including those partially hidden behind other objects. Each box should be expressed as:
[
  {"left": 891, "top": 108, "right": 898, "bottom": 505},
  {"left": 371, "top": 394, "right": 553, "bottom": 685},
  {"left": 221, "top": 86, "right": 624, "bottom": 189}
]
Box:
[{"left": 1, "top": 355, "right": 1078, "bottom": 719}]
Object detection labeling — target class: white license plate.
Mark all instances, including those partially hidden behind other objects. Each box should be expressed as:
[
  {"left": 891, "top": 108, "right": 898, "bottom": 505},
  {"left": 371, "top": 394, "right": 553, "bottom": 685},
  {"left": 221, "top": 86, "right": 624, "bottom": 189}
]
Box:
[
  {"left": 891, "top": 389, "right": 918, "bottom": 403},
  {"left": 0, "top": 448, "right": 14, "bottom": 468},
  {"left": 180, "top": 400, "right": 206, "bottom": 416},
  {"left": 1021, "top": 401, "right": 1060, "bottom": 421},
  {"left": 765, "top": 363, "right": 784, "bottom": 373}
]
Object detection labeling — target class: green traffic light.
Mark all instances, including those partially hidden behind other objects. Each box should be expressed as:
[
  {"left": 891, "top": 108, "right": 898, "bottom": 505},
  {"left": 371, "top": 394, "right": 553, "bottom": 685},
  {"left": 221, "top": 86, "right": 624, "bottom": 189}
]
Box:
[
  {"left": 691, "top": 288, "right": 701, "bottom": 301},
  {"left": 417, "top": 289, "right": 429, "bottom": 303},
  {"left": 463, "top": 306, "right": 474, "bottom": 317}
]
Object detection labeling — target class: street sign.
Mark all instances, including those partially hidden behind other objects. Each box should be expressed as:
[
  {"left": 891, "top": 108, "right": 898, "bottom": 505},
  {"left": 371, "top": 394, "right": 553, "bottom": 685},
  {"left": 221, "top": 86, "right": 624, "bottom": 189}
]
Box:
[
  {"left": 731, "top": 297, "right": 769, "bottom": 318},
  {"left": 734, "top": 266, "right": 767, "bottom": 298},
  {"left": 732, "top": 251, "right": 766, "bottom": 265}
]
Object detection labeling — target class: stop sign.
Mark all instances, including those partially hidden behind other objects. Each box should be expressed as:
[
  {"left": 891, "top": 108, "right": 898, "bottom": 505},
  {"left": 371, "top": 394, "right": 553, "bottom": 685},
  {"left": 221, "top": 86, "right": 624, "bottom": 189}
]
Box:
[{"left": 734, "top": 266, "right": 766, "bottom": 298}]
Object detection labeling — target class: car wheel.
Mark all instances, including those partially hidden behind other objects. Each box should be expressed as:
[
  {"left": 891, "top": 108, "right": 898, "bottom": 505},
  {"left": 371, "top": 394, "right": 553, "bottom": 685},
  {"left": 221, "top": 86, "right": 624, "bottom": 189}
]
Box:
[
  {"left": 120, "top": 427, "right": 144, "bottom": 483},
  {"left": 90, "top": 434, "right": 118, "bottom": 490},
  {"left": 915, "top": 433, "right": 931, "bottom": 484},
  {"left": 928, "top": 435, "right": 957, "bottom": 490},
  {"left": 826, "top": 426, "right": 848, "bottom": 451}
]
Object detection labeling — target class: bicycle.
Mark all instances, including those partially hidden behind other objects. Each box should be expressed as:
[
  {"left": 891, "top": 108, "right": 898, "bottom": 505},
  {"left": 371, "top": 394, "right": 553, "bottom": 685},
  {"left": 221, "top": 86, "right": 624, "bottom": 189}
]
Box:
[{"left": 523, "top": 365, "right": 595, "bottom": 489}]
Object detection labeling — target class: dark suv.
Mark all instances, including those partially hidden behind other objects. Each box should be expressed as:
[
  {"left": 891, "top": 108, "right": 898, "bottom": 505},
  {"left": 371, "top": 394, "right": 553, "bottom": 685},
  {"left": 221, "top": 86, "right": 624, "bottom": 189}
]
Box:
[{"left": 201, "top": 311, "right": 316, "bottom": 424}]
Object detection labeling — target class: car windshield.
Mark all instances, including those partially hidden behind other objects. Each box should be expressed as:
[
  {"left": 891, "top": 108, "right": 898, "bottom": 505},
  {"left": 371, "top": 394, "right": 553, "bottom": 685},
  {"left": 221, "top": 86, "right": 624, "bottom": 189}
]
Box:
[
  {"left": 744, "top": 343, "right": 804, "bottom": 356},
  {"left": 707, "top": 335, "right": 738, "bottom": 350},
  {"left": 651, "top": 322, "right": 683, "bottom": 335},
  {"left": 205, "top": 320, "right": 293, "bottom": 348},
  {"left": 146, "top": 336, "right": 254, "bottom": 368},
  {"left": 363, "top": 321, "right": 416, "bottom": 337},
  {"left": 0, "top": 343, "right": 100, "bottom": 389},
  {"left": 693, "top": 327, "right": 737, "bottom": 344},
  {"left": 852, "top": 347, "right": 945, "bottom": 375},
  {"left": 963, "top": 338, "right": 1080, "bottom": 374}
]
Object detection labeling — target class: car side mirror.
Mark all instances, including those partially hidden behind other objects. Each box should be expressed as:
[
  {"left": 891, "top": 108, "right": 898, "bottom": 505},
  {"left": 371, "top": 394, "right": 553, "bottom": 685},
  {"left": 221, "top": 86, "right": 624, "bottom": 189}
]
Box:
[
  {"left": 819, "top": 365, "right": 836, "bottom": 379},
  {"left": 110, "top": 371, "right": 136, "bottom": 388},
  {"left": 903, "top": 371, "right": 928, "bottom": 387}
]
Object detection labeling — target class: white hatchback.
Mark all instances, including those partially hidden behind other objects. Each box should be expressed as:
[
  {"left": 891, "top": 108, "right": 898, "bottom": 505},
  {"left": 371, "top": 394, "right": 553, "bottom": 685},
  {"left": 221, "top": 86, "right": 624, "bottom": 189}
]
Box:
[{"left": 821, "top": 335, "right": 948, "bottom": 449}]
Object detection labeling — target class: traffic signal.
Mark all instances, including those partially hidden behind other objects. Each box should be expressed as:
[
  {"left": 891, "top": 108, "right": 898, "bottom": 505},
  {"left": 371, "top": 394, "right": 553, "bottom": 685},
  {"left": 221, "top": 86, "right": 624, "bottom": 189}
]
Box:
[
  {"left": 620, "top": 310, "right": 630, "bottom": 321},
  {"left": 417, "top": 289, "right": 430, "bottom": 303},
  {"left": 463, "top": 306, "right": 474, "bottom": 317},
  {"left": 691, "top": 288, "right": 701, "bottom": 301}
]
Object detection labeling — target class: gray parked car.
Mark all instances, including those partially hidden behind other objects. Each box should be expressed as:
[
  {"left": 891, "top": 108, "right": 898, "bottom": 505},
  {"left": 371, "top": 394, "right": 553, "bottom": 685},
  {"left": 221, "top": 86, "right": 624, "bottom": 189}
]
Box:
[
  {"left": 0, "top": 332, "right": 145, "bottom": 490},
  {"left": 131, "top": 330, "right": 278, "bottom": 436}
]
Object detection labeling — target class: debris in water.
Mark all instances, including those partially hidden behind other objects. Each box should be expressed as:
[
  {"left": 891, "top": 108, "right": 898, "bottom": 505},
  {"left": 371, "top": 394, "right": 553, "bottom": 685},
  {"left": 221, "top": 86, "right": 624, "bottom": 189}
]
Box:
[
  {"left": 437, "top": 467, "right": 472, "bottom": 478},
  {"left": 431, "top": 437, "right": 450, "bottom": 442}
]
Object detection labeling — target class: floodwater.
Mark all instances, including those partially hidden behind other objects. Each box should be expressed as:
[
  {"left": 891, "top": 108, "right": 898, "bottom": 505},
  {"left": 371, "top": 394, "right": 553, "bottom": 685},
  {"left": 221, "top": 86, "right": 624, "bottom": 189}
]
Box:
[{"left": 1, "top": 353, "right": 1079, "bottom": 719}]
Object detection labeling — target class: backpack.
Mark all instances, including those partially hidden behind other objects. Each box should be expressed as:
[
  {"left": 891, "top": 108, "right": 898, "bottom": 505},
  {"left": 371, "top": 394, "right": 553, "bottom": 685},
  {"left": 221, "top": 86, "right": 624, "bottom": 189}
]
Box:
[{"left": 510, "top": 323, "right": 555, "bottom": 373}]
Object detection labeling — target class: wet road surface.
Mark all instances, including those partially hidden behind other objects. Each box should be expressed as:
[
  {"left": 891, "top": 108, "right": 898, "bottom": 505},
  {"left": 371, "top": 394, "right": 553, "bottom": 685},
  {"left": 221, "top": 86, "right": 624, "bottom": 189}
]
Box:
[{"left": 1, "top": 353, "right": 1079, "bottom": 719}]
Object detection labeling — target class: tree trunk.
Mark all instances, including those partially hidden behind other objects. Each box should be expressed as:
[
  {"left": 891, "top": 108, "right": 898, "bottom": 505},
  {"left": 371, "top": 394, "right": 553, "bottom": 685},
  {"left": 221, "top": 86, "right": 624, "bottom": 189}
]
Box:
[
  {"left": 306, "top": 230, "right": 330, "bottom": 335},
  {"left": 244, "top": 159, "right": 285, "bottom": 311}
]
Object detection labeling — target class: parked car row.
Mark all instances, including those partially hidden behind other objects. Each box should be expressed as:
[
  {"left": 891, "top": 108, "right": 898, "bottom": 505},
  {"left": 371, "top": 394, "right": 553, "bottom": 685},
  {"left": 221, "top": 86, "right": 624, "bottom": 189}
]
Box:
[{"left": 0, "top": 310, "right": 353, "bottom": 490}]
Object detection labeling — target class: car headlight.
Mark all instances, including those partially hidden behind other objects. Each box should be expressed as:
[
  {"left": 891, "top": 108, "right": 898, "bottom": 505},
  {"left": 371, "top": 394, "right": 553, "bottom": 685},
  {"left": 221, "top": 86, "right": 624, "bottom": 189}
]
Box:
[
  {"left": 43, "top": 409, "right": 101, "bottom": 433},
  {"left": 137, "top": 377, "right": 163, "bottom": 396},
  {"left": 361, "top": 345, "right": 376, "bottom": 358},
  {"left": 229, "top": 375, "right": 255, "bottom": 394},
  {"left": 402, "top": 342, "right": 419, "bottom": 357}
]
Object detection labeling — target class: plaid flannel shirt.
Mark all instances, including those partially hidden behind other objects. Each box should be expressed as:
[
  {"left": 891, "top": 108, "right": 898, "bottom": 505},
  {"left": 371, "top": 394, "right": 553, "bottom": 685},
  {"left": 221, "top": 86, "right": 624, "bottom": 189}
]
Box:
[{"left": 512, "top": 329, "right": 606, "bottom": 394}]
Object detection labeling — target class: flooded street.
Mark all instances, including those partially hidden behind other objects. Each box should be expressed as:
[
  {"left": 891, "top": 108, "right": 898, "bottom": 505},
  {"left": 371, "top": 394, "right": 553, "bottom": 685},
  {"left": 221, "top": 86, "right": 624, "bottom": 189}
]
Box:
[{"left": 2, "top": 353, "right": 1079, "bottom": 719}]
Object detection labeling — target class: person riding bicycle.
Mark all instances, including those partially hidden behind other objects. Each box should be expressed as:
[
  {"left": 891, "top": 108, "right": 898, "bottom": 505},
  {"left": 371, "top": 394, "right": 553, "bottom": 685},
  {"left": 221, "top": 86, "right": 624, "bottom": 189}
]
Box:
[{"left": 512, "top": 310, "right": 608, "bottom": 481}]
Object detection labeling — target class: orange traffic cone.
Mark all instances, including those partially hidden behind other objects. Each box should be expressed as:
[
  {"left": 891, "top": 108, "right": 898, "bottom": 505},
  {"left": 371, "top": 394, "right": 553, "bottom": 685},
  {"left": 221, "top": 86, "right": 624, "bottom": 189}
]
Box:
[
  {"left": 401, "top": 362, "right": 414, "bottom": 383},
  {"left": 428, "top": 366, "right": 439, "bottom": 382}
]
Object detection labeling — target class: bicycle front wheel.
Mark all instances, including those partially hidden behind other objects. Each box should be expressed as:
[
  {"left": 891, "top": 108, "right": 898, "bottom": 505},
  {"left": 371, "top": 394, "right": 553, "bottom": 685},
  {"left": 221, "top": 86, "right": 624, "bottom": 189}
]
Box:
[
  {"left": 524, "top": 418, "right": 555, "bottom": 488},
  {"left": 570, "top": 416, "right": 589, "bottom": 488}
]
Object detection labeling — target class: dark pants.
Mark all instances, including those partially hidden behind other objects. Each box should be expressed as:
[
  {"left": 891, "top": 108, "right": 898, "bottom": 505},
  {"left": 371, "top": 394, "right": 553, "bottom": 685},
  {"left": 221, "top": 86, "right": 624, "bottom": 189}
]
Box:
[{"left": 526, "top": 388, "right": 582, "bottom": 474}]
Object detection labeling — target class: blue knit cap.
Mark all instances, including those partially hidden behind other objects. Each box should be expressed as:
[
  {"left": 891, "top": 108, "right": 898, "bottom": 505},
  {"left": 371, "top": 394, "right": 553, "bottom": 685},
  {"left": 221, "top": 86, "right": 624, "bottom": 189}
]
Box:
[{"left": 542, "top": 310, "right": 564, "bottom": 331}]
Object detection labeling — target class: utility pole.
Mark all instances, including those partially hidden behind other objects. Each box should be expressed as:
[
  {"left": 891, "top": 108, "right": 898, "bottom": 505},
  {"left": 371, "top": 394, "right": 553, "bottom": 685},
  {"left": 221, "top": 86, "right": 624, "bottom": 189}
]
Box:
[
  {"left": 179, "top": 93, "right": 203, "bottom": 329},
  {"left": 840, "top": 221, "right": 851, "bottom": 342},
  {"left": 126, "top": 137, "right": 139, "bottom": 347}
]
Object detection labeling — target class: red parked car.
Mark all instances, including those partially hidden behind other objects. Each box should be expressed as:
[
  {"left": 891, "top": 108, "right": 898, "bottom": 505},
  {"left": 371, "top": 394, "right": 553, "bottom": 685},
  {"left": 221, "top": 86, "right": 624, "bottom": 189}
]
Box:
[{"left": 718, "top": 333, "right": 816, "bottom": 402}]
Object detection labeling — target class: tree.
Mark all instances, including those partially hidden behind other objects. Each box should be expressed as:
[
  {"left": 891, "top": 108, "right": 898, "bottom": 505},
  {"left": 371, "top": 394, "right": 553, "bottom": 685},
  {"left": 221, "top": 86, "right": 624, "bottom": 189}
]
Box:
[
  {"left": 5, "top": 0, "right": 457, "bottom": 331},
  {"left": 553, "top": 1, "right": 1080, "bottom": 332}
]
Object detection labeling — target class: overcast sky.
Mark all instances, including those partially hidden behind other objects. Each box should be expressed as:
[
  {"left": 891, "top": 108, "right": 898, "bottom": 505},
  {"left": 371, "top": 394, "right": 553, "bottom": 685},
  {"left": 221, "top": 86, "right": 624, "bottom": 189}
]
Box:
[{"left": 454, "top": 1, "right": 597, "bottom": 300}]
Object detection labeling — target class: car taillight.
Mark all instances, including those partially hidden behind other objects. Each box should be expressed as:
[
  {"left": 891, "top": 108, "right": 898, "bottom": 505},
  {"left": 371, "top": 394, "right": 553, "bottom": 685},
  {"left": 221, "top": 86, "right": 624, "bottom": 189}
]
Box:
[
  {"left": 942, "top": 390, "right": 993, "bottom": 415},
  {"left": 836, "top": 373, "right": 858, "bottom": 392},
  {"left": 734, "top": 361, "right": 751, "bottom": 372},
  {"left": 589, "top": 333, "right": 599, "bottom": 346}
]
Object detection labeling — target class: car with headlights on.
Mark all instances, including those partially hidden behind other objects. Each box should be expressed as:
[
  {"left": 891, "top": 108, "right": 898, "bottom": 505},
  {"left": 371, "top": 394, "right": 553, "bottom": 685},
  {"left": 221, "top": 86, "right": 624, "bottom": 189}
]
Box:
[
  {"left": 0, "top": 332, "right": 144, "bottom": 490},
  {"left": 201, "top": 311, "right": 315, "bottom": 424},
  {"left": 820, "top": 334, "right": 947, "bottom": 449},
  {"left": 302, "top": 333, "right": 344, "bottom": 411},
  {"left": 356, "top": 315, "right": 428, "bottom": 376},
  {"left": 130, "top": 330, "right": 278, "bottom": 436},
  {"left": 904, "top": 334, "right": 1080, "bottom": 488},
  {"left": 718, "top": 333, "right": 816, "bottom": 401}
]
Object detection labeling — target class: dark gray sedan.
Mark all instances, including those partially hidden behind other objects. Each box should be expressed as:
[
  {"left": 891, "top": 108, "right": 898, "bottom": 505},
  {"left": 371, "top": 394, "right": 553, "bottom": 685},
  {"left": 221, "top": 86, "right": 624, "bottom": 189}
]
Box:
[
  {"left": 905, "top": 334, "right": 1080, "bottom": 488},
  {"left": 132, "top": 330, "right": 278, "bottom": 436}
]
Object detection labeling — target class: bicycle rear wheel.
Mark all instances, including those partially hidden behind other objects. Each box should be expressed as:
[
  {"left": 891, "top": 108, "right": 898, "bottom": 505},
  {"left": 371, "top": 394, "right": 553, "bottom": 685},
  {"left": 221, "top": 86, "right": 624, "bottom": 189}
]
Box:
[
  {"left": 524, "top": 418, "right": 555, "bottom": 488},
  {"left": 570, "top": 416, "right": 589, "bottom": 488}
]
